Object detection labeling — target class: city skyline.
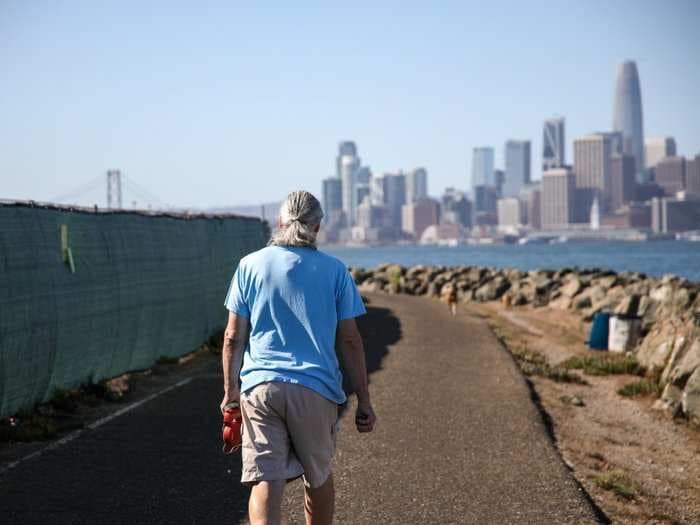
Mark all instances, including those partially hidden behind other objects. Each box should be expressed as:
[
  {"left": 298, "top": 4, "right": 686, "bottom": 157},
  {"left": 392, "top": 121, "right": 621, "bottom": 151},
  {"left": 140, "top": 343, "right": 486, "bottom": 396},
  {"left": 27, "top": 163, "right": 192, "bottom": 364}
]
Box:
[
  {"left": 1, "top": 2, "right": 699, "bottom": 208},
  {"left": 318, "top": 54, "right": 699, "bottom": 243}
]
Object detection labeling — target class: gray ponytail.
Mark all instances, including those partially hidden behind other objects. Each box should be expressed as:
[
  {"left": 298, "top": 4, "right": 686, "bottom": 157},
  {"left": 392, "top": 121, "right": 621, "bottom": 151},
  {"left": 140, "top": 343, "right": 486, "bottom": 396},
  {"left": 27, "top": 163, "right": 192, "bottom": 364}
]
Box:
[{"left": 269, "top": 191, "right": 324, "bottom": 248}]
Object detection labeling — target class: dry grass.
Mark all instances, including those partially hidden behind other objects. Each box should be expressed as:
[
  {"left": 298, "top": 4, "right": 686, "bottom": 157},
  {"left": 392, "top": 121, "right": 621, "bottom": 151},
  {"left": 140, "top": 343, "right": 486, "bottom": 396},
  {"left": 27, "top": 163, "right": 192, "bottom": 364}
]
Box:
[
  {"left": 562, "top": 354, "right": 642, "bottom": 376},
  {"left": 617, "top": 379, "right": 663, "bottom": 398},
  {"left": 511, "top": 347, "right": 589, "bottom": 385},
  {"left": 591, "top": 471, "right": 637, "bottom": 500}
]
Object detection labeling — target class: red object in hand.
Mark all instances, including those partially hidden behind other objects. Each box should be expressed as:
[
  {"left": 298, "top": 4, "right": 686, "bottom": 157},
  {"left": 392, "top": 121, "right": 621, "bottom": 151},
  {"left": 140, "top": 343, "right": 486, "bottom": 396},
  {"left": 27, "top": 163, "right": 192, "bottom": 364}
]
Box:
[{"left": 222, "top": 403, "right": 242, "bottom": 454}]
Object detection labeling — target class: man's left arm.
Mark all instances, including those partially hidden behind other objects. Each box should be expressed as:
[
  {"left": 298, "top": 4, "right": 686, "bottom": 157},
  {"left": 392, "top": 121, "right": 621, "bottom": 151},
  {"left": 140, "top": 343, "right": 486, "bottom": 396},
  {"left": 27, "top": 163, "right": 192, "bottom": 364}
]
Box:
[{"left": 220, "top": 312, "right": 250, "bottom": 413}]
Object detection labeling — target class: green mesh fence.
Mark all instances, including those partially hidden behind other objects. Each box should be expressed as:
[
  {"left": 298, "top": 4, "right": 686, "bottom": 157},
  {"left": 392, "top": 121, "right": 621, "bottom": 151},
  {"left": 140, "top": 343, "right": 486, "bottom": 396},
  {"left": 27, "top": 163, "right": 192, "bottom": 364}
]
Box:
[{"left": 0, "top": 203, "right": 268, "bottom": 418}]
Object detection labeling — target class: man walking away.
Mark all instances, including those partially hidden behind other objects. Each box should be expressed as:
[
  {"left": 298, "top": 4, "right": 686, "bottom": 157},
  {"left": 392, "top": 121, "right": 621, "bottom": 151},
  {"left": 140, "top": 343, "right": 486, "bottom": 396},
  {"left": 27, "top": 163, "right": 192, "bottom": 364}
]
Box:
[{"left": 221, "top": 190, "right": 376, "bottom": 525}]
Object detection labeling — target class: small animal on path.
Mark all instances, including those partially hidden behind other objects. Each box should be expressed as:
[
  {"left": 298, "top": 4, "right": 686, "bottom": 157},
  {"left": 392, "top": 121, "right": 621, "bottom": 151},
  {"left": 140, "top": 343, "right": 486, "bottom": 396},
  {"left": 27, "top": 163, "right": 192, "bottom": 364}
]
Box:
[{"left": 445, "top": 285, "right": 458, "bottom": 316}]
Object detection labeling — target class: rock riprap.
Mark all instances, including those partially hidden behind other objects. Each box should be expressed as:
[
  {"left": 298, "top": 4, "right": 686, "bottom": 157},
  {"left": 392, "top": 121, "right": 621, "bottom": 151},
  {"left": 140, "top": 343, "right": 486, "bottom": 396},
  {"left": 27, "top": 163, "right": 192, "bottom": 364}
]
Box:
[{"left": 352, "top": 264, "right": 700, "bottom": 425}]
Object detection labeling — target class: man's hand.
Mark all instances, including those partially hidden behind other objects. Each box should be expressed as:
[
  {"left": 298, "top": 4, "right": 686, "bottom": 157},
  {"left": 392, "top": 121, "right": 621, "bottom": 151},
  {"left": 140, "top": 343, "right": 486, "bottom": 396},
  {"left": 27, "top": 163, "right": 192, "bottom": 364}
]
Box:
[
  {"left": 220, "top": 390, "right": 240, "bottom": 415},
  {"left": 355, "top": 402, "right": 376, "bottom": 433}
]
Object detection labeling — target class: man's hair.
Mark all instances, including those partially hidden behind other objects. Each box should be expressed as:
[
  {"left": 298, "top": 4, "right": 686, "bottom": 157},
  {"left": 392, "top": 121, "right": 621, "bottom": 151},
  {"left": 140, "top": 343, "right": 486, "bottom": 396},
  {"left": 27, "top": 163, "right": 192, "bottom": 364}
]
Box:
[{"left": 269, "top": 191, "right": 324, "bottom": 248}]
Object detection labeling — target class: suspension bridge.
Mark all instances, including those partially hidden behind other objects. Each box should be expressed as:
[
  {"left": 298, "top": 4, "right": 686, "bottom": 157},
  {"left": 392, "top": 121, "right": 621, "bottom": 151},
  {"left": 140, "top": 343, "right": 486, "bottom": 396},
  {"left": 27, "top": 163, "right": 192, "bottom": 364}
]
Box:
[{"left": 47, "top": 171, "right": 169, "bottom": 211}]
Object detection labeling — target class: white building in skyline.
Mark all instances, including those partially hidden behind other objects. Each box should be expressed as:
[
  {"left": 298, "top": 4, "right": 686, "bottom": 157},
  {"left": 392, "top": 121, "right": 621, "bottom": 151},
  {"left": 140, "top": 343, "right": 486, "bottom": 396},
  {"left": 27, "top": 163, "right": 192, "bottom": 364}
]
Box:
[
  {"left": 497, "top": 197, "right": 523, "bottom": 232},
  {"left": 340, "top": 153, "right": 361, "bottom": 226}
]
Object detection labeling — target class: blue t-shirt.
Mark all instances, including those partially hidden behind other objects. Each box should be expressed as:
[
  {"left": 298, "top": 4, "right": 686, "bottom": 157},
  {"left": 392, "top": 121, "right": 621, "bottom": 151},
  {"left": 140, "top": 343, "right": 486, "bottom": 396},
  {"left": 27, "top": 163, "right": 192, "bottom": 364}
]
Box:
[{"left": 224, "top": 245, "right": 366, "bottom": 404}]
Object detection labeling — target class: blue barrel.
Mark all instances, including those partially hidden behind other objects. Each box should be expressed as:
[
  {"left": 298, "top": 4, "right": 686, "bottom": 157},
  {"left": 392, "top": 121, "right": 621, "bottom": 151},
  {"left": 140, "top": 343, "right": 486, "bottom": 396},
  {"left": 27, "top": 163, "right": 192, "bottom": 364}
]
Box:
[{"left": 588, "top": 312, "right": 610, "bottom": 350}]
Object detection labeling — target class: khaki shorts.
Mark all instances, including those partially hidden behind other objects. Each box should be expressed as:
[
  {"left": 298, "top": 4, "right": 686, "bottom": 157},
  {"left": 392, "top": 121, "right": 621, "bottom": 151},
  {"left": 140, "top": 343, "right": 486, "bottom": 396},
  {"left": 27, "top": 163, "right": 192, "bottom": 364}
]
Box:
[{"left": 240, "top": 381, "right": 339, "bottom": 488}]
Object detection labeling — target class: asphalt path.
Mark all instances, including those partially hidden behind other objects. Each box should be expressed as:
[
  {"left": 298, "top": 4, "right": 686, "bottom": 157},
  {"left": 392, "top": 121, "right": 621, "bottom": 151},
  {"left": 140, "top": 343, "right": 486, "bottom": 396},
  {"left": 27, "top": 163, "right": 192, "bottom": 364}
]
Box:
[{"left": 1, "top": 292, "right": 605, "bottom": 524}]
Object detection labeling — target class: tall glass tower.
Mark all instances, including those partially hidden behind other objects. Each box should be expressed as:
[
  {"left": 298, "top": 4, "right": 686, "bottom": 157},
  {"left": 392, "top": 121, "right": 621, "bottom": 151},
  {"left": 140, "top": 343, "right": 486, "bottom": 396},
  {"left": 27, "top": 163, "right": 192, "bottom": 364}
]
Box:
[
  {"left": 613, "top": 61, "right": 644, "bottom": 171},
  {"left": 542, "top": 117, "right": 565, "bottom": 172},
  {"left": 471, "top": 147, "right": 495, "bottom": 188},
  {"left": 503, "top": 140, "right": 531, "bottom": 198}
]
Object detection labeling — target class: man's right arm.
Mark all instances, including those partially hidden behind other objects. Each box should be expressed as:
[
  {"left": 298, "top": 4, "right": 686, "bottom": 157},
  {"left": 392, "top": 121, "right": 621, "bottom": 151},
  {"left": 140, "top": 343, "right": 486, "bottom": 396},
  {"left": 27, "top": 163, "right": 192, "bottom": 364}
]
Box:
[{"left": 337, "top": 318, "right": 376, "bottom": 433}]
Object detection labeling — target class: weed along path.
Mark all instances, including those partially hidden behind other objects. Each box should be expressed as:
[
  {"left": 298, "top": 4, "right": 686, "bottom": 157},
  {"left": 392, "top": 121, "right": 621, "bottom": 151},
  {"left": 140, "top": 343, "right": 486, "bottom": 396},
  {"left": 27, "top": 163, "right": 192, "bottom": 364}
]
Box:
[{"left": 1, "top": 293, "right": 604, "bottom": 524}]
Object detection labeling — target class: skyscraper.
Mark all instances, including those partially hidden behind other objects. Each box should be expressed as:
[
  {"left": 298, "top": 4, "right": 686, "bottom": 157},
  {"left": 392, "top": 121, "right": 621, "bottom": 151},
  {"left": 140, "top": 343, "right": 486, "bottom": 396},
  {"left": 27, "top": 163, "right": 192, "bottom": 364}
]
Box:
[
  {"left": 321, "top": 177, "right": 342, "bottom": 220},
  {"left": 655, "top": 156, "right": 686, "bottom": 196},
  {"left": 406, "top": 167, "right": 428, "bottom": 203},
  {"left": 687, "top": 155, "right": 700, "bottom": 196},
  {"left": 497, "top": 197, "right": 523, "bottom": 230},
  {"left": 541, "top": 168, "right": 576, "bottom": 229},
  {"left": 441, "top": 188, "right": 472, "bottom": 228},
  {"left": 340, "top": 153, "right": 360, "bottom": 226},
  {"left": 370, "top": 175, "right": 385, "bottom": 206},
  {"left": 527, "top": 185, "right": 542, "bottom": 230},
  {"left": 595, "top": 131, "right": 623, "bottom": 156},
  {"left": 613, "top": 61, "right": 645, "bottom": 171},
  {"left": 610, "top": 153, "right": 636, "bottom": 212},
  {"left": 503, "top": 140, "right": 531, "bottom": 197},
  {"left": 401, "top": 198, "right": 440, "bottom": 239},
  {"left": 382, "top": 172, "right": 407, "bottom": 233},
  {"left": 645, "top": 137, "right": 677, "bottom": 168},
  {"left": 574, "top": 134, "right": 613, "bottom": 215},
  {"left": 472, "top": 147, "right": 495, "bottom": 188},
  {"left": 542, "top": 117, "right": 565, "bottom": 171},
  {"left": 336, "top": 141, "right": 357, "bottom": 177}
]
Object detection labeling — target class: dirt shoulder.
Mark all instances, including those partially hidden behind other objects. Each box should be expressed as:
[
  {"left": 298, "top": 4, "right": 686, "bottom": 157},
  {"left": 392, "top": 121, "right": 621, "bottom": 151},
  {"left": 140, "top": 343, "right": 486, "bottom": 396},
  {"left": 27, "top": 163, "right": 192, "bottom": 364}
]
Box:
[{"left": 466, "top": 300, "right": 700, "bottom": 525}]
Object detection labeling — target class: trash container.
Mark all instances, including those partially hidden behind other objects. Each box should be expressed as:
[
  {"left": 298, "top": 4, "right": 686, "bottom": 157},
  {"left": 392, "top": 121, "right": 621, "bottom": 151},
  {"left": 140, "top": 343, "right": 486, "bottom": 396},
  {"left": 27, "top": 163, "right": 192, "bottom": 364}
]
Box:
[
  {"left": 588, "top": 311, "right": 610, "bottom": 350},
  {"left": 608, "top": 315, "right": 641, "bottom": 353}
]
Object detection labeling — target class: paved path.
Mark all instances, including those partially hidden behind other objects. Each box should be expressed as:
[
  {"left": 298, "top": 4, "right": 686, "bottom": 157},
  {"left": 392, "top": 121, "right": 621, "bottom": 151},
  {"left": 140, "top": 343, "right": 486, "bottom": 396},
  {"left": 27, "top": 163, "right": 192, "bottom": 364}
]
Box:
[{"left": 1, "top": 293, "right": 605, "bottom": 524}]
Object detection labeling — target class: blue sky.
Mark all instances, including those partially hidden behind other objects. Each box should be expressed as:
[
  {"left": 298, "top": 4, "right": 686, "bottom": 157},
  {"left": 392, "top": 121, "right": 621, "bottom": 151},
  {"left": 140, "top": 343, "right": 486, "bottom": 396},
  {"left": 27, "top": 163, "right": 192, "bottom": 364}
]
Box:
[{"left": 1, "top": 0, "right": 699, "bottom": 209}]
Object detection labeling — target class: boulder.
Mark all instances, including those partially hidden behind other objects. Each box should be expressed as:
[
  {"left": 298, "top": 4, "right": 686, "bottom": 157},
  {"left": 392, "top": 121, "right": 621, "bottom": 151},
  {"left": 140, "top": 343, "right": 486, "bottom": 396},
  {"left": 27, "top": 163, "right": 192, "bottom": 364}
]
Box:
[
  {"left": 681, "top": 368, "right": 700, "bottom": 425},
  {"left": 426, "top": 281, "right": 442, "bottom": 298},
  {"left": 672, "top": 288, "right": 693, "bottom": 311},
  {"left": 385, "top": 264, "right": 405, "bottom": 278},
  {"left": 595, "top": 275, "right": 619, "bottom": 290},
  {"left": 358, "top": 279, "right": 383, "bottom": 293},
  {"left": 650, "top": 284, "right": 674, "bottom": 304},
  {"left": 573, "top": 294, "right": 592, "bottom": 310},
  {"left": 386, "top": 281, "right": 402, "bottom": 294},
  {"left": 350, "top": 267, "right": 371, "bottom": 285},
  {"left": 653, "top": 383, "right": 683, "bottom": 416},
  {"left": 511, "top": 292, "right": 528, "bottom": 306},
  {"left": 667, "top": 338, "right": 700, "bottom": 388},
  {"left": 636, "top": 327, "right": 675, "bottom": 373},
  {"left": 534, "top": 277, "right": 554, "bottom": 294},
  {"left": 550, "top": 295, "right": 573, "bottom": 310},
  {"left": 414, "top": 282, "right": 429, "bottom": 296},
  {"left": 561, "top": 278, "right": 583, "bottom": 298},
  {"left": 504, "top": 268, "right": 526, "bottom": 281},
  {"left": 372, "top": 272, "right": 389, "bottom": 286},
  {"left": 460, "top": 289, "right": 474, "bottom": 303},
  {"left": 589, "top": 285, "right": 607, "bottom": 303},
  {"left": 467, "top": 267, "right": 488, "bottom": 284},
  {"left": 614, "top": 295, "right": 641, "bottom": 317},
  {"left": 554, "top": 267, "right": 574, "bottom": 280},
  {"left": 405, "top": 265, "right": 427, "bottom": 279},
  {"left": 474, "top": 277, "right": 511, "bottom": 302}
]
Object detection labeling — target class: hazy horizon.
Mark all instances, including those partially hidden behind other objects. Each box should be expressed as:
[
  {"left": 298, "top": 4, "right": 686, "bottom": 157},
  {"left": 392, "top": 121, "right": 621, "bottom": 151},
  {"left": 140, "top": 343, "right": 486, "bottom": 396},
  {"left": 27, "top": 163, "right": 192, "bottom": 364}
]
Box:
[{"left": 2, "top": 1, "right": 699, "bottom": 209}]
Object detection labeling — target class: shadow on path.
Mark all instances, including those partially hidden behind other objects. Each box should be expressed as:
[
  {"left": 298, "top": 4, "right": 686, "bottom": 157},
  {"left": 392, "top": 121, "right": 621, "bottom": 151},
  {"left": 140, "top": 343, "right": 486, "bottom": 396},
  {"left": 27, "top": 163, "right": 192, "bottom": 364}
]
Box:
[{"left": 338, "top": 300, "right": 402, "bottom": 417}]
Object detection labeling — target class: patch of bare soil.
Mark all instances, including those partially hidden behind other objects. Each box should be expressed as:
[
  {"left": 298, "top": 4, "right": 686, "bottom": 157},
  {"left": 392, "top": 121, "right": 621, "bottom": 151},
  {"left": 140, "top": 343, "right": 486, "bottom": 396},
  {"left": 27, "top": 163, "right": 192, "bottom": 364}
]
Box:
[{"left": 467, "top": 301, "right": 700, "bottom": 525}]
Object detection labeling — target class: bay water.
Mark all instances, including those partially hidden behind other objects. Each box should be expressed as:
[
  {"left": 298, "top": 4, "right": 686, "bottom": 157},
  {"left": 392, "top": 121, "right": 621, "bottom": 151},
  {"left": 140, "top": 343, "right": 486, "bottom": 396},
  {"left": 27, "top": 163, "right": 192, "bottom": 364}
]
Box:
[{"left": 324, "top": 241, "right": 700, "bottom": 282}]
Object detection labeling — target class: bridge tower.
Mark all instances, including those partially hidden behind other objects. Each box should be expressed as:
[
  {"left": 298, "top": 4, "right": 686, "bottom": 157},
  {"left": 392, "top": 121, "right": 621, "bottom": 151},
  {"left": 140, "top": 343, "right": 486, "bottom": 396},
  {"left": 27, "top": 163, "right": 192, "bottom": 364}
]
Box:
[{"left": 107, "top": 170, "right": 122, "bottom": 209}]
